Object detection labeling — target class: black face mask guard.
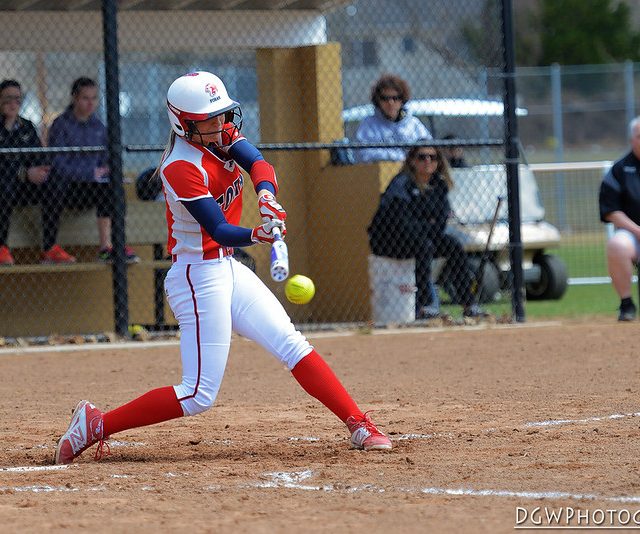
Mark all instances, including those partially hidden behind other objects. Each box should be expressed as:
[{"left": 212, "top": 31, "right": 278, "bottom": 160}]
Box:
[{"left": 186, "top": 107, "right": 243, "bottom": 148}]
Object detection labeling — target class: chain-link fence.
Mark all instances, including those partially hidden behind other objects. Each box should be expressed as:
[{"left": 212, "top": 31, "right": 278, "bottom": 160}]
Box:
[
  {"left": 516, "top": 62, "right": 638, "bottom": 163},
  {"left": 0, "top": 0, "right": 525, "bottom": 339}
]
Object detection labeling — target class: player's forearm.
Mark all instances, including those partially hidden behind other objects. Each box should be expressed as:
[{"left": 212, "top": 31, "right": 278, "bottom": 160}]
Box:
[
  {"left": 182, "top": 196, "right": 253, "bottom": 247},
  {"left": 213, "top": 223, "right": 254, "bottom": 247},
  {"left": 256, "top": 182, "right": 276, "bottom": 197}
]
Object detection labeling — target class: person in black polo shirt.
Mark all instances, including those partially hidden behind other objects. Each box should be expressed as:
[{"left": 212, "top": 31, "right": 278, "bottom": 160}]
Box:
[
  {"left": 599, "top": 116, "right": 640, "bottom": 321},
  {"left": 0, "top": 79, "right": 75, "bottom": 264}
]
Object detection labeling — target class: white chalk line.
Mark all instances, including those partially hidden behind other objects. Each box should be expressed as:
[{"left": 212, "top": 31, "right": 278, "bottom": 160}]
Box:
[
  {"left": 249, "top": 469, "right": 385, "bottom": 493},
  {"left": 394, "top": 433, "right": 440, "bottom": 440},
  {"left": 0, "top": 340, "right": 180, "bottom": 356},
  {"left": 370, "top": 320, "right": 561, "bottom": 336},
  {"left": 2, "top": 467, "right": 640, "bottom": 503},
  {"left": 419, "top": 486, "right": 640, "bottom": 504},
  {"left": 201, "top": 438, "right": 233, "bottom": 446},
  {"left": 0, "top": 484, "right": 105, "bottom": 493},
  {"left": 0, "top": 465, "right": 73, "bottom": 473},
  {"left": 108, "top": 440, "right": 147, "bottom": 448},
  {"left": 248, "top": 469, "right": 640, "bottom": 503},
  {"left": 525, "top": 412, "right": 640, "bottom": 428},
  {"left": 391, "top": 410, "right": 640, "bottom": 441}
]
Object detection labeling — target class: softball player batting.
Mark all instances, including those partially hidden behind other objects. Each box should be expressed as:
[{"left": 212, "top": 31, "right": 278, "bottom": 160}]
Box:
[{"left": 54, "top": 71, "right": 391, "bottom": 464}]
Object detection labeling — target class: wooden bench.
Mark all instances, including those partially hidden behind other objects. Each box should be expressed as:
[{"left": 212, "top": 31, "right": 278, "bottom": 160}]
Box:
[
  {"left": 1, "top": 201, "right": 173, "bottom": 336},
  {"left": 6, "top": 201, "right": 169, "bottom": 264}
]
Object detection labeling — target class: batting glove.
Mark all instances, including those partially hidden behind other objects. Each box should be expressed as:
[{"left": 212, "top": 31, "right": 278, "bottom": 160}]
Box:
[
  {"left": 251, "top": 218, "right": 286, "bottom": 244},
  {"left": 258, "top": 192, "right": 287, "bottom": 223}
]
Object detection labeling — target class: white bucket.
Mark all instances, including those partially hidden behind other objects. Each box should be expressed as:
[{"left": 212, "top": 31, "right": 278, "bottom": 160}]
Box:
[{"left": 368, "top": 255, "right": 416, "bottom": 325}]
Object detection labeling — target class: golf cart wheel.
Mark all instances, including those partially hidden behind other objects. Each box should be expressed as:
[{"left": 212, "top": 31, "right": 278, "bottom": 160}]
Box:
[
  {"left": 525, "top": 254, "right": 568, "bottom": 300},
  {"left": 440, "top": 257, "right": 501, "bottom": 304},
  {"left": 468, "top": 258, "right": 501, "bottom": 304}
]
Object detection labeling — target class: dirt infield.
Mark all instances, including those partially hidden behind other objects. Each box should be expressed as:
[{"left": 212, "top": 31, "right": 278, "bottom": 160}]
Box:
[{"left": 1, "top": 320, "right": 640, "bottom": 533}]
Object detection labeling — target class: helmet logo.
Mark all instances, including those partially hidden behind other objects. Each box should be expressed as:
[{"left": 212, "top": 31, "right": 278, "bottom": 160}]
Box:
[{"left": 205, "top": 83, "right": 218, "bottom": 97}]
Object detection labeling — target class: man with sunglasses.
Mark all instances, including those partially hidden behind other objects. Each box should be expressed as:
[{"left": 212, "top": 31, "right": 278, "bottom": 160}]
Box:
[{"left": 354, "top": 74, "right": 431, "bottom": 163}]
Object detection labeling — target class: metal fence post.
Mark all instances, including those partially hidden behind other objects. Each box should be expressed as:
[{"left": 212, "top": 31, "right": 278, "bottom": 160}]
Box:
[
  {"left": 551, "top": 62, "right": 567, "bottom": 230},
  {"left": 501, "top": 0, "right": 525, "bottom": 322},
  {"left": 625, "top": 60, "right": 636, "bottom": 130},
  {"left": 102, "top": 0, "right": 129, "bottom": 337}
]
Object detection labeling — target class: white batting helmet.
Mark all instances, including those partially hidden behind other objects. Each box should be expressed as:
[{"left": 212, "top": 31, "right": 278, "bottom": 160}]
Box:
[{"left": 166, "top": 71, "right": 240, "bottom": 139}]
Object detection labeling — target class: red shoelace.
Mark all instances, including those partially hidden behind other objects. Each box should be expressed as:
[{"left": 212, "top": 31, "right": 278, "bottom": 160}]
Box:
[
  {"left": 94, "top": 439, "right": 111, "bottom": 461},
  {"left": 351, "top": 411, "right": 383, "bottom": 435}
]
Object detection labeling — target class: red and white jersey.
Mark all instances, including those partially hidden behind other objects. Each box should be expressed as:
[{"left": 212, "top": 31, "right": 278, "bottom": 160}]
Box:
[{"left": 160, "top": 135, "right": 244, "bottom": 260}]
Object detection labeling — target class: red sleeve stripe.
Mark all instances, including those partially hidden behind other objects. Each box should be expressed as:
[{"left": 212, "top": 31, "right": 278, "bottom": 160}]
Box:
[{"left": 250, "top": 159, "right": 278, "bottom": 194}]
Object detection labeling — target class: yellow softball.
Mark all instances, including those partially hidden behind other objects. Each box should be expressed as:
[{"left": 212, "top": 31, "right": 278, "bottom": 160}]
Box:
[{"left": 285, "top": 274, "right": 316, "bottom": 305}]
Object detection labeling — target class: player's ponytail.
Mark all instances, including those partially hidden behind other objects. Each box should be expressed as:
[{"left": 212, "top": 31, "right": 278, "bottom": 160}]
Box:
[{"left": 152, "top": 129, "right": 176, "bottom": 181}]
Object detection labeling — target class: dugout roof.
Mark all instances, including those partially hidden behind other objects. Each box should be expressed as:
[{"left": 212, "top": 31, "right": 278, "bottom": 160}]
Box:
[
  {"left": 0, "top": 0, "right": 351, "bottom": 50},
  {"left": 0, "top": 0, "right": 349, "bottom": 11}
]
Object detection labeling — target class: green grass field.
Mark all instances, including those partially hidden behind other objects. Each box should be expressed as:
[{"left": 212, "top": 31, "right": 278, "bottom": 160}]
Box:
[
  {"left": 524, "top": 283, "right": 622, "bottom": 319},
  {"left": 439, "top": 284, "right": 622, "bottom": 321},
  {"left": 526, "top": 232, "right": 621, "bottom": 319},
  {"left": 461, "top": 233, "right": 625, "bottom": 320}
]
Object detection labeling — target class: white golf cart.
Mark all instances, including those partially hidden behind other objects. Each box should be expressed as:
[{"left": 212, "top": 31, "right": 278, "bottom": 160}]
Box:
[{"left": 439, "top": 164, "right": 568, "bottom": 303}]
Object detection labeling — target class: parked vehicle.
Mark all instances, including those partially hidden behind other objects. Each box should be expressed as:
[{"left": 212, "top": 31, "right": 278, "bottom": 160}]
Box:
[{"left": 434, "top": 164, "right": 568, "bottom": 303}]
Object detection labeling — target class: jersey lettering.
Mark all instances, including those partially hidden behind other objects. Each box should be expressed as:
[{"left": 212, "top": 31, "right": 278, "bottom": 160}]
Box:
[{"left": 215, "top": 175, "right": 244, "bottom": 211}]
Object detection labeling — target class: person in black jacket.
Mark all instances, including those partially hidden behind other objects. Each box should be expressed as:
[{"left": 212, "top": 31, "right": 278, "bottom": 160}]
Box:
[
  {"left": 368, "top": 144, "right": 485, "bottom": 319},
  {"left": 0, "top": 79, "right": 75, "bottom": 264},
  {"left": 599, "top": 116, "right": 640, "bottom": 321},
  {"left": 441, "top": 133, "right": 469, "bottom": 168}
]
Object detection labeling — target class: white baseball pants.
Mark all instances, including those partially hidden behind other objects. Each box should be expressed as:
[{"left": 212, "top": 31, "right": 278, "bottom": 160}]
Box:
[{"left": 164, "top": 255, "right": 313, "bottom": 416}]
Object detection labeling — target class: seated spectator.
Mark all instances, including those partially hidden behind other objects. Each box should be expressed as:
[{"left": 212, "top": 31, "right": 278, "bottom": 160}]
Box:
[
  {"left": 48, "top": 77, "right": 138, "bottom": 263},
  {"left": 368, "top": 144, "right": 487, "bottom": 319},
  {"left": 441, "top": 133, "right": 469, "bottom": 168},
  {"left": 356, "top": 74, "right": 438, "bottom": 310},
  {"left": 0, "top": 79, "right": 75, "bottom": 265},
  {"left": 355, "top": 74, "right": 432, "bottom": 163},
  {"left": 599, "top": 116, "right": 640, "bottom": 321}
]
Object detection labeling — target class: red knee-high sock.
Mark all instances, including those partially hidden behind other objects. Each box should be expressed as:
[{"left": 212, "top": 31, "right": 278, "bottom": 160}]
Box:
[
  {"left": 291, "top": 350, "right": 363, "bottom": 423},
  {"left": 102, "top": 386, "right": 184, "bottom": 437}
]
